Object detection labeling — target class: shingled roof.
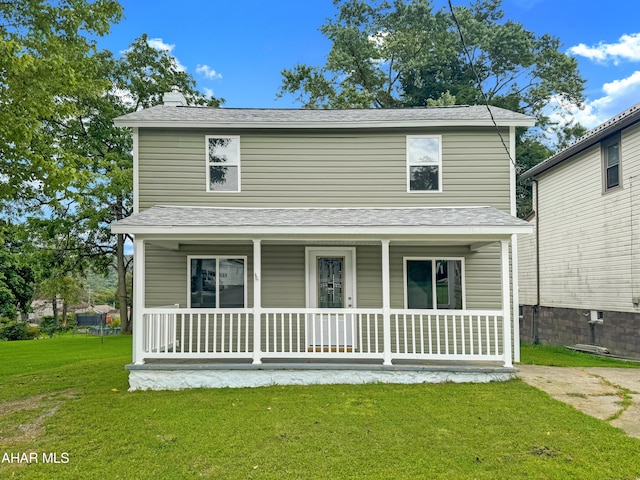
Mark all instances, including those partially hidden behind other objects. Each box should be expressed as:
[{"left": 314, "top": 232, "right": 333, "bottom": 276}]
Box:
[
  {"left": 114, "top": 105, "right": 534, "bottom": 129},
  {"left": 522, "top": 101, "right": 640, "bottom": 179},
  {"left": 111, "top": 205, "right": 531, "bottom": 236}
]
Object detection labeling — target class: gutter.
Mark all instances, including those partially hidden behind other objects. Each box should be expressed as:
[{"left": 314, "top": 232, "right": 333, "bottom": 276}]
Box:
[{"left": 533, "top": 179, "right": 540, "bottom": 344}]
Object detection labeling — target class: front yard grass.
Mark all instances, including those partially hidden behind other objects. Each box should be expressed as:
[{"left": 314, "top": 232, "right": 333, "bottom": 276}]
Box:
[{"left": 1, "top": 336, "right": 639, "bottom": 479}]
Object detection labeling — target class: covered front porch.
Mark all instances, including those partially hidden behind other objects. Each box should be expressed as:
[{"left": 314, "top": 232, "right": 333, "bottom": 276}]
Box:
[{"left": 113, "top": 205, "right": 531, "bottom": 389}]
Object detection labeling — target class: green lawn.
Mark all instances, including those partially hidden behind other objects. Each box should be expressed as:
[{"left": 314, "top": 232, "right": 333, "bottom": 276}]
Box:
[{"left": 1, "top": 336, "right": 640, "bottom": 479}]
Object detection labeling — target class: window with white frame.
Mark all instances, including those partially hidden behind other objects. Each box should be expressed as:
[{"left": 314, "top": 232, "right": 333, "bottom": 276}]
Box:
[
  {"left": 404, "top": 258, "right": 464, "bottom": 309},
  {"left": 407, "top": 135, "right": 442, "bottom": 192},
  {"left": 188, "top": 257, "right": 246, "bottom": 308},
  {"left": 602, "top": 134, "right": 621, "bottom": 191},
  {"left": 206, "top": 136, "right": 240, "bottom": 192}
]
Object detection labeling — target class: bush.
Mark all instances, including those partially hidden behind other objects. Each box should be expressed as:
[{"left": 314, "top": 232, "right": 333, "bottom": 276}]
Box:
[
  {"left": 26, "top": 325, "right": 40, "bottom": 339},
  {"left": 39, "top": 316, "right": 58, "bottom": 337},
  {"left": 0, "top": 321, "right": 28, "bottom": 341}
]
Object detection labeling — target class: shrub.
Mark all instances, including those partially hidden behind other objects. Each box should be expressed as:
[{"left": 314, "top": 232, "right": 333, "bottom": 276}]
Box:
[
  {"left": 39, "top": 316, "right": 58, "bottom": 337},
  {"left": 25, "top": 325, "right": 40, "bottom": 339},
  {"left": 0, "top": 321, "right": 28, "bottom": 341}
]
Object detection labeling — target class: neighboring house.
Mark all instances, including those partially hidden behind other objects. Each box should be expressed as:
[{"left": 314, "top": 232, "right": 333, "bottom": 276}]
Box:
[
  {"left": 111, "top": 89, "right": 534, "bottom": 390},
  {"left": 519, "top": 102, "right": 640, "bottom": 358}
]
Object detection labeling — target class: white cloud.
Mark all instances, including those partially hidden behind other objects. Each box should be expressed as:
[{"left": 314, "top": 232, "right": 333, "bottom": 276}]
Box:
[
  {"left": 147, "top": 37, "right": 175, "bottom": 52},
  {"left": 545, "top": 70, "right": 640, "bottom": 134},
  {"left": 568, "top": 33, "right": 640, "bottom": 64},
  {"left": 196, "top": 64, "right": 222, "bottom": 80},
  {"left": 203, "top": 87, "right": 215, "bottom": 98},
  {"left": 145, "top": 38, "right": 186, "bottom": 72}
]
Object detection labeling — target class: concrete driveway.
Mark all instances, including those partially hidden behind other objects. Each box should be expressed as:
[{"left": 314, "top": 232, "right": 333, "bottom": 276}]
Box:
[{"left": 517, "top": 365, "right": 640, "bottom": 439}]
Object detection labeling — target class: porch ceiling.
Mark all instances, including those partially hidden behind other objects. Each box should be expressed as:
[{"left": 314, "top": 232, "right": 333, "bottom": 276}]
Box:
[{"left": 112, "top": 205, "right": 532, "bottom": 238}]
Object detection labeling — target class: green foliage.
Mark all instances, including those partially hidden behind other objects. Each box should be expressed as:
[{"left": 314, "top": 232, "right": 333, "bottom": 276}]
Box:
[
  {"left": 520, "top": 344, "right": 640, "bottom": 368},
  {"left": 0, "top": 319, "right": 37, "bottom": 341},
  {"left": 0, "top": 222, "right": 36, "bottom": 320},
  {"left": 0, "top": 0, "right": 122, "bottom": 208}
]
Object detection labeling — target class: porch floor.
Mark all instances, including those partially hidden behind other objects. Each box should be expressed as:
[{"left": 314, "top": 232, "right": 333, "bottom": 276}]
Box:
[{"left": 126, "top": 359, "right": 517, "bottom": 390}]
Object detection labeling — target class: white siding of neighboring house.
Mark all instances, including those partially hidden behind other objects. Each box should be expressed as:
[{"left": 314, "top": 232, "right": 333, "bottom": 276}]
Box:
[
  {"left": 519, "top": 122, "right": 640, "bottom": 312},
  {"left": 517, "top": 215, "right": 537, "bottom": 306}
]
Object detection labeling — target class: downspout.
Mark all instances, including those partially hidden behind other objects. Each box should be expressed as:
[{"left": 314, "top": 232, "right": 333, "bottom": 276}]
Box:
[{"left": 533, "top": 178, "right": 540, "bottom": 344}]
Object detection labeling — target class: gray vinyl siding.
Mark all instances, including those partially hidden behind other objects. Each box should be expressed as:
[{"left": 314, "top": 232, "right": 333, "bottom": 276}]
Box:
[
  {"left": 518, "top": 122, "right": 640, "bottom": 312},
  {"left": 144, "top": 243, "right": 502, "bottom": 310},
  {"left": 138, "top": 128, "right": 511, "bottom": 211}
]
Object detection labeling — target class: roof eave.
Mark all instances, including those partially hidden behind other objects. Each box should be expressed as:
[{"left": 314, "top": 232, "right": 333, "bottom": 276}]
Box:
[
  {"left": 113, "top": 119, "right": 535, "bottom": 129},
  {"left": 111, "top": 223, "right": 533, "bottom": 236}
]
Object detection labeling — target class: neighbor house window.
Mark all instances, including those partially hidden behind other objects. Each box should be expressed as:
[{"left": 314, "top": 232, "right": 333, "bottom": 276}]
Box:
[
  {"left": 206, "top": 136, "right": 240, "bottom": 192},
  {"left": 602, "top": 135, "right": 621, "bottom": 191},
  {"left": 404, "top": 258, "right": 464, "bottom": 309},
  {"left": 407, "top": 135, "right": 442, "bottom": 192},
  {"left": 188, "top": 257, "right": 246, "bottom": 308}
]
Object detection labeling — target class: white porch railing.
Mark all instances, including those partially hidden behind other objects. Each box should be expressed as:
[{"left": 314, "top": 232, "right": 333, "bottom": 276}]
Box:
[{"left": 139, "top": 307, "right": 507, "bottom": 364}]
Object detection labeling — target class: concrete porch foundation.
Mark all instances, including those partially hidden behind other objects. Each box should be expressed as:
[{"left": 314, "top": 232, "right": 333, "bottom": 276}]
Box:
[{"left": 126, "top": 362, "right": 517, "bottom": 390}]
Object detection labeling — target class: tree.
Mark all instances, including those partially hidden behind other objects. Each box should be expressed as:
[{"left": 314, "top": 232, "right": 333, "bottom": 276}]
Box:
[
  {"left": 0, "top": 0, "right": 122, "bottom": 210},
  {"left": 33, "top": 35, "right": 223, "bottom": 333},
  {"left": 0, "top": 223, "right": 36, "bottom": 320},
  {"left": 279, "top": 0, "right": 586, "bottom": 215}
]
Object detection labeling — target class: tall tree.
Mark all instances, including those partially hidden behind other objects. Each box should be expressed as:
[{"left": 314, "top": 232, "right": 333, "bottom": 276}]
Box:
[
  {"left": 0, "top": 0, "right": 122, "bottom": 209},
  {"left": 279, "top": 0, "right": 586, "bottom": 216},
  {"left": 35, "top": 35, "right": 223, "bottom": 332},
  {"left": 0, "top": 223, "right": 35, "bottom": 320}
]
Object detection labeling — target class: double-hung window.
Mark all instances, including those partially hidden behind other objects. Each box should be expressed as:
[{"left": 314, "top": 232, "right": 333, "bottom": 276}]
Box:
[
  {"left": 407, "top": 135, "right": 442, "bottom": 192},
  {"left": 404, "top": 258, "right": 464, "bottom": 309},
  {"left": 188, "top": 257, "right": 247, "bottom": 308},
  {"left": 206, "top": 136, "right": 240, "bottom": 192},
  {"left": 602, "top": 135, "right": 621, "bottom": 191}
]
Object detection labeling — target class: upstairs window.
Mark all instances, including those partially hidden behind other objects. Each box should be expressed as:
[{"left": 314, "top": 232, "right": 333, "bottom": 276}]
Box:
[
  {"left": 407, "top": 135, "right": 442, "bottom": 192},
  {"left": 206, "top": 136, "right": 240, "bottom": 192},
  {"left": 602, "top": 135, "right": 621, "bottom": 191}
]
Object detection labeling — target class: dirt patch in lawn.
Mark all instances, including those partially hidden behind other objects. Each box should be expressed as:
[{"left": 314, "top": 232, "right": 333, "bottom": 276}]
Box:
[{"left": 0, "top": 390, "right": 77, "bottom": 444}]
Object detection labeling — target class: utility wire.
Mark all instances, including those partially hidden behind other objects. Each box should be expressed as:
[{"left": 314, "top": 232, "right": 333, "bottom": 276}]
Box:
[{"left": 447, "top": 0, "right": 517, "bottom": 170}]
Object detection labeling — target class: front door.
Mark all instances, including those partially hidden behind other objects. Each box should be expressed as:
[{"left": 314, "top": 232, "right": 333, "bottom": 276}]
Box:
[{"left": 306, "top": 248, "right": 356, "bottom": 351}]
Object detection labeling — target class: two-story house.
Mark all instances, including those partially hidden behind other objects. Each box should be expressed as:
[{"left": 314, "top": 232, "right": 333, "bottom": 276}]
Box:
[
  {"left": 112, "top": 89, "right": 534, "bottom": 390},
  {"left": 519, "top": 102, "right": 640, "bottom": 358}
]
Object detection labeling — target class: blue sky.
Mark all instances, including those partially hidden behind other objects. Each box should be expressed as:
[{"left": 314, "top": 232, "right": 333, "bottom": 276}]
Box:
[{"left": 98, "top": 0, "right": 640, "bottom": 129}]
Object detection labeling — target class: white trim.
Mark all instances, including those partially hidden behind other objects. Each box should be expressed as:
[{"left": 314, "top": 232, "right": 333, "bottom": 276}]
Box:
[
  {"left": 511, "top": 234, "right": 520, "bottom": 363},
  {"left": 252, "top": 240, "right": 262, "bottom": 365},
  {"left": 186, "top": 255, "right": 248, "bottom": 308},
  {"left": 305, "top": 247, "right": 357, "bottom": 308},
  {"left": 205, "top": 135, "right": 241, "bottom": 193},
  {"left": 509, "top": 126, "right": 516, "bottom": 216},
  {"left": 403, "top": 257, "right": 467, "bottom": 310},
  {"left": 133, "top": 238, "right": 145, "bottom": 364},
  {"left": 132, "top": 127, "right": 139, "bottom": 214},
  {"left": 500, "top": 240, "right": 512, "bottom": 368},
  {"left": 406, "top": 135, "right": 443, "bottom": 193},
  {"left": 381, "top": 240, "right": 392, "bottom": 366}
]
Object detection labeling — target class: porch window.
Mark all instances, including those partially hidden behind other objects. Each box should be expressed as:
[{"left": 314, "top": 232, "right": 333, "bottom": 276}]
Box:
[
  {"left": 602, "top": 134, "right": 621, "bottom": 191},
  {"left": 188, "top": 257, "right": 246, "bottom": 308},
  {"left": 404, "top": 258, "right": 464, "bottom": 309},
  {"left": 407, "top": 135, "right": 442, "bottom": 192},
  {"left": 206, "top": 136, "right": 240, "bottom": 192}
]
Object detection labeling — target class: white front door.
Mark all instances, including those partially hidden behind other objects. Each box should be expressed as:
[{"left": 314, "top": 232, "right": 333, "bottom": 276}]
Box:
[{"left": 306, "top": 248, "right": 356, "bottom": 351}]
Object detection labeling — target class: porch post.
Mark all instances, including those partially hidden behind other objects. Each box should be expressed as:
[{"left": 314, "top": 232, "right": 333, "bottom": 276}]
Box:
[
  {"left": 381, "top": 239, "right": 392, "bottom": 365},
  {"left": 132, "top": 237, "right": 145, "bottom": 365},
  {"left": 252, "top": 239, "right": 262, "bottom": 364},
  {"left": 511, "top": 234, "right": 521, "bottom": 363},
  {"left": 501, "top": 239, "right": 513, "bottom": 368}
]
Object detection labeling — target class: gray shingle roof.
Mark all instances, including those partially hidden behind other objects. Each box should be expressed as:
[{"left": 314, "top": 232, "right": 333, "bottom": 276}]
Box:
[
  {"left": 522, "top": 101, "right": 640, "bottom": 179},
  {"left": 111, "top": 205, "right": 530, "bottom": 235},
  {"left": 114, "top": 105, "right": 534, "bottom": 129}
]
